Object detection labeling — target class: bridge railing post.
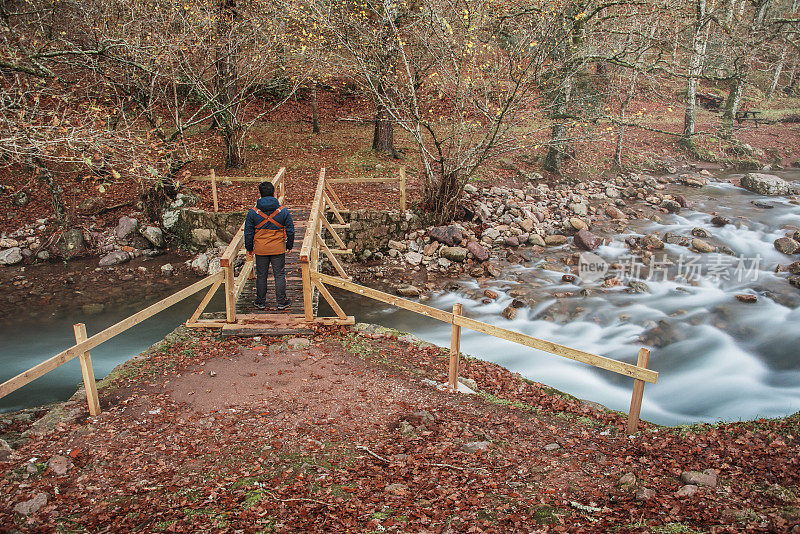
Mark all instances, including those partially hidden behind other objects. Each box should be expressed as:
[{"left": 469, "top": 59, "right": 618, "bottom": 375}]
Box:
[
  {"left": 448, "top": 303, "right": 463, "bottom": 391},
  {"left": 224, "top": 263, "right": 236, "bottom": 323}
]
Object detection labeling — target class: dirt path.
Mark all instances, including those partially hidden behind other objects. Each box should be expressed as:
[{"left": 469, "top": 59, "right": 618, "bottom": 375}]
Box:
[{"left": 1, "top": 326, "right": 798, "bottom": 533}]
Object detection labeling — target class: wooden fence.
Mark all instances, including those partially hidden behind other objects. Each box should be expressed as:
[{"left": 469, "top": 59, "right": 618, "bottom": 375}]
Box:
[
  {"left": 300, "top": 170, "right": 658, "bottom": 434},
  {"left": 0, "top": 272, "right": 224, "bottom": 416}
]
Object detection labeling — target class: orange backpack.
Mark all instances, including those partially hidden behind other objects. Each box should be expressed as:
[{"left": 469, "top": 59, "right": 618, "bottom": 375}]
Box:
[{"left": 252, "top": 206, "right": 286, "bottom": 255}]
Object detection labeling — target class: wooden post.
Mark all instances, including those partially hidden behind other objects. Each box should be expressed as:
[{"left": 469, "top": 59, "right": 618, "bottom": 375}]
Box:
[
  {"left": 399, "top": 167, "right": 407, "bottom": 212},
  {"left": 301, "top": 259, "right": 314, "bottom": 322},
  {"left": 210, "top": 168, "right": 219, "bottom": 212},
  {"left": 626, "top": 348, "right": 651, "bottom": 434},
  {"left": 73, "top": 323, "right": 100, "bottom": 416},
  {"left": 448, "top": 303, "right": 463, "bottom": 391},
  {"left": 224, "top": 264, "right": 236, "bottom": 323}
]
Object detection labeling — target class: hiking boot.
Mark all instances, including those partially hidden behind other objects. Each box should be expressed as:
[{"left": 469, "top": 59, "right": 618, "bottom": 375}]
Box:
[
  {"left": 276, "top": 299, "right": 291, "bottom": 310},
  {"left": 253, "top": 300, "right": 267, "bottom": 310}
]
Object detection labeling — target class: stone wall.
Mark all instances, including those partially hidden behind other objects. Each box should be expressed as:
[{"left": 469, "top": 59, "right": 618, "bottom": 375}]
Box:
[
  {"left": 174, "top": 208, "right": 246, "bottom": 251},
  {"left": 339, "top": 209, "right": 423, "bottom": 260}
]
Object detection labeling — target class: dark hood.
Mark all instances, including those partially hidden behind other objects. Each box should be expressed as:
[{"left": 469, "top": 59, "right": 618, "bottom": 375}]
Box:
[{"left": 256, "top": 196, "right": 280, "bottom": 212}]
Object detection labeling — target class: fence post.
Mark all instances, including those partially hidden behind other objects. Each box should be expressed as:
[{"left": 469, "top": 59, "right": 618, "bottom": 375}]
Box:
[
  {"left": 448, "top": 303, "right": 463, "bottom": 391},
  {"left": 301, "top": 259, "right": 314, "bottom": 321},
  {"left": 210, "top": 168, "right": 219, "bottom": 212},
  {"left": 73, "top": 323, "right": 100, "bottom": 416},
  {"left": 626, "top": 348, "right": 651, "bottom": 434},
  {"left": 224, "top": 264, "right": 236, "bottom": 323},
  {"left": 399, "top": 167, "right": 407, "bottom": 212}
]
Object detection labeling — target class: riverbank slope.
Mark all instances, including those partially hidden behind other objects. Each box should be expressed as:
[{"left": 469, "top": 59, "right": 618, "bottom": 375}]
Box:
[{"left": 1, "top": 325, "right": 798, "bottom": 533}]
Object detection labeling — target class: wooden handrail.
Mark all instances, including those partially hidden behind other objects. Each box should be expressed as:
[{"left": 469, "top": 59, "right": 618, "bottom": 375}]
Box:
[
  {"left": 299, "top": 168, "right": 327, "bottom": 262},
  {"left": 0, "top": 271, "right": 224, "bottom": 401}
]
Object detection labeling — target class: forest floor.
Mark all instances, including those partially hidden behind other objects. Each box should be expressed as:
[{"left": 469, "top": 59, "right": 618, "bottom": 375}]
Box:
[{"left": 1, "top": 325, "right": 798, "bottom": 533}]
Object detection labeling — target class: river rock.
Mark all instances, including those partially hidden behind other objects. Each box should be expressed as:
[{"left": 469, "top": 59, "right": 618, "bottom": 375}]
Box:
[
  {"left": 440, "top": 246, "right": 468, "bottom": 262},
  {"left": 404, "top": 251, "right": 423, "bottom": 266},
  {"left": 680, "top": 469, "right": 717, "bottom": 488},
  {"left": 141, "top": 226, "right": 165, "bottom": 248},
  {"left": 692, "top": 238, "right": 715, "bottom": 253},
  {"left": 190, "top": 253, "right": 208, "bottom": 274},
  {"left": 476, "top": 203, "right": 492, "bottom": 222},
  {"left": 428, "top": 225, "right": 463, "bottom": 246},
  {"left": 691, "top": 228, "right": 712, "bottom": 238},
  {"left": 13, "top": 492, "right": 47, "bottom": 516},
  {"left": 735, "top": 294, "right": 757, "bottom": 303},
  {"left": 0, "top": 247, "right": 23, "bottom": 266},
  {"left": 0, "top": 238, "right": 19, "bottom": 248},
  {"left": 423, "top": 241, "right": 439, "bottom": 256},
  {"left": 618, "top": 473, "right": 636, "bottom": 487},
  {"left": 395, "top": 284, "right": 421, "bottom": 297},
  {"left": 635, "top": 488, "right": 656, "bottom": 501},
  {"left": 711, "top": 215, "right": 731, "bottom": 227},
  {"left": 482, "top": 228, "right": 501, "bottom": 241},
  {"left": 77, "top": 196, "right": 106, "bottom": 215},
  {"left": 790, "top": 276, "right": 800, "bottom": 289},
  {"left": 642, "top": 234, "right": 664, "bottom": 250},
  {"left": 483, "top": 289, "right": 498, "bottom": 299},
  {"left": 528, "top": 234, "right": 546, "bottom": 247},
  {"left": 574, "top": 229, "right": 602, "bottom": 251},
  {"left": 569, "top": 218, "right": 588, "bottom": 231},
  {"left": 48, "top": 454, "right": 73, "bottom": 476},
  {"left": 628, "top": 281, "right": 651, "bottom": 293},
  {"left": 741, "top": 173, "right": 792, "bottom": 195},
  {"left": 462, "top": 441, "right": 491, "bottom": 453},
  {"left": 53, "top": 228, "right": 86, "bottom": 259},
  {"left": 661, "top": 199, "right": 681, "bottom": 213},
  {"left": 605, "top": 205, "right": 626, "bottom": 220},
  {"left": 504, "top": 236, "right": 519, "bottom": 247},
  {"left": 99, "top": 250, "right": 131, "bottom": 266},
  {"left": 388, "top": 240, "right": 406, "bottom": 252},
  {"left": 463, "top": 242, "right": 486, "bottom": 263},
  {"left": 676, "top": 485, "right": 699, "bottom": 498},
  {"left": 161, "top": 263, "right": 174, "bottom": 276},
  {"left": 570, "top": 202, "right": 588, "bottom": 216},
  {"left": 774, "top": 237, "right": 800, "bottom": 255},
  {"left": 501, "top": 306, "right": 518, "bottom": 320},
  {"left": 162, "top": 209, "right": 179, "bottom": 230},
  {"left": 115, "top": 216, "right": 138, "bottom": 239},
  {"left": 788, "top": 261, "right": 800, "bottom": 275},
  {"left": 521, "top": 219, "right": 536, "bottom": 232},
  {"left": 545, "top": 235, "right": 567, "bottom": 246}
]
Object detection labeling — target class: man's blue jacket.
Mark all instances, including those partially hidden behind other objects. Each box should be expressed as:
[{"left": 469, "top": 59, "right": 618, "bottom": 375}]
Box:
[{"left": 244, "top": 196, "right": 295, "bottom": 253}]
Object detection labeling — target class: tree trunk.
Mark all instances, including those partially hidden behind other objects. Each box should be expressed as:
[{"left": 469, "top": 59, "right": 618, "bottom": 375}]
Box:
[
  {"left": 40, "top": 170, "right": 65, "bottom": 224},
  {"left": 372, "top": 101, "right": 396, "bottom": 156},
  {"left": 423, "top": 165, "right": 462, "bottom": 224},
  {"left": 720, "top": 66, "right": 747, "bottom": 139},
  {"left": 223, "top": 125, "right": 244, "bottom": 168},
  {"left": 215, "top": 0, "right": 243, "bottom": 168},
  {"left": 787, "top": 60, "right": 799, "bottom": 94},
  {"left": 683, "top": 0, "right": 710, "bottom": 144},
  {"left": 311, "top": 86, "right": 320, "bottom": 134},
  {"left": 767, "top": 47, "right": 787, "bottom": 99},
  {"left": 544, "top": 77, "right": 572, "bottom": 175}
]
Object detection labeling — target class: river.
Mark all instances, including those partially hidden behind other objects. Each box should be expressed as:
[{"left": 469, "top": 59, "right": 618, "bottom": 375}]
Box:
[{"left": 2, "top": 170, "right": 799, "bottom": 426}]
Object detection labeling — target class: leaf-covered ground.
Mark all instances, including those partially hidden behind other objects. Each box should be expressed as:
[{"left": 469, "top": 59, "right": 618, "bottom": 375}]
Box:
[{"left": 1, "top": 326, "right": 798, "bottom": 533}]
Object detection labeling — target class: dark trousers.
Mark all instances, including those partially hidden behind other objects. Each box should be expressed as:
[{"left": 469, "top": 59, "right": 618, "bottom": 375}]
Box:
[{"left": 255, "top": 254, "right": 286, "bottom": 305}]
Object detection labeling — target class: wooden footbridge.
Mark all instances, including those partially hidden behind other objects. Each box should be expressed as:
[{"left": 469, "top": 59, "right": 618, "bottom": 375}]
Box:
[{"left": 0, "top": 167, "right": 658, "bottom": 434}]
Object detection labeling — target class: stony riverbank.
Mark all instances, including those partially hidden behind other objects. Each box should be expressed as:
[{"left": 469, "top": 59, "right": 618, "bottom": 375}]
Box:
[{"left": 1, "top": 324, "right": 798, "bottom": 533}]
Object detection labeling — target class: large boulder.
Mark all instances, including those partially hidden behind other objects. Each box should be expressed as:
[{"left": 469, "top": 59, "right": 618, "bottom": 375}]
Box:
[
  {"left": 775, "top": 237, "right": 800, "bottom": 255},
  {"left": 573, "top": 229, "right": 603, "bottom": 251},
  {"left": 0, "top": 247, "right": 23, "bottom": 266},
  {"left": 140, "top": 226, "right": 165, "bottom": 248},
  {"left": 440, "top": 246, "right": 468, "bottom": 262},
  {"left": 115, "top": 216, "right": 138, "bottom": 239},
  {"left": 428, "top": 225, "right": 463, "bottom": 246},
  {"left": 741, "top": 173, "right": 793, "bottom": 196},
  {"left": 466, "top": 241, "right": 489, "bottom": 262},
  {"left": 692, "top": 238, "right": 715, "bottom": 253},
  {"left": 52, "top": 228, "right": 86, "bottom": 259}
]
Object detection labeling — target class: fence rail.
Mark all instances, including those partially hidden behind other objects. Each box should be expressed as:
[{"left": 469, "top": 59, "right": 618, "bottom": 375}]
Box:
[{"left": 300, "top": 169, "right": 657, "bottom": 433}]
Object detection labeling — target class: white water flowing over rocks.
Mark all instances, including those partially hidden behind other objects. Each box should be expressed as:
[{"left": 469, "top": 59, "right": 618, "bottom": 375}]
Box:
[{"left": 338, "top": 171, "right": 800, "bottom": 426}]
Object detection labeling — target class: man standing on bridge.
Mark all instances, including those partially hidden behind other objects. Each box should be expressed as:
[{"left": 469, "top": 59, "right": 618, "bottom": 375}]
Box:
[{"left": 244, "top": 181, "right": 295, "bottom": 310}]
